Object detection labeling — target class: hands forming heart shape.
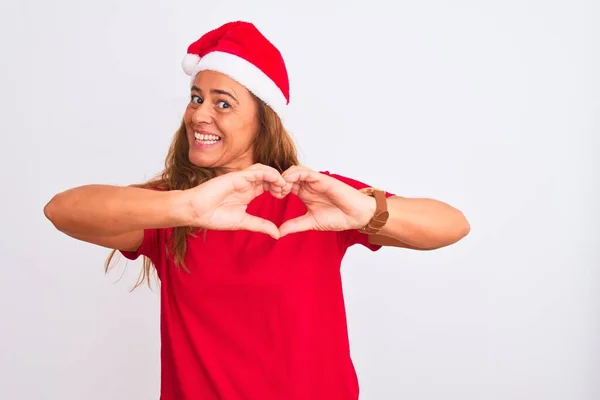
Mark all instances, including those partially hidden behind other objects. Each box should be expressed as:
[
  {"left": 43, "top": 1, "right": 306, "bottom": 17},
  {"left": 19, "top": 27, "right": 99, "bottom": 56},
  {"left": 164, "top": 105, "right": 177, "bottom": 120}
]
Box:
[{"left": 185, "top": 164, "right": 376, "bottom": 240}]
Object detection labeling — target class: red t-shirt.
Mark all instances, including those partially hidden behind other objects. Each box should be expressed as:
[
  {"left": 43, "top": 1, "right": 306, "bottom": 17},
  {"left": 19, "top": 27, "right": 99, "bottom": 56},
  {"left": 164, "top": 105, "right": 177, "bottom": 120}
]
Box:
[{"left": 121, "top": 172, "right": 392, "bottom": 400}]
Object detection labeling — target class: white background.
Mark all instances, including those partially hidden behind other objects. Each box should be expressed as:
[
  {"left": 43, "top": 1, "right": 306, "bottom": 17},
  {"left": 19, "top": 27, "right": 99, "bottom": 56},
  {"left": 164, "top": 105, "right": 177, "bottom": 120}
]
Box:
[{"left": 1, "top": 0, "right": 598, "bottom": 399}]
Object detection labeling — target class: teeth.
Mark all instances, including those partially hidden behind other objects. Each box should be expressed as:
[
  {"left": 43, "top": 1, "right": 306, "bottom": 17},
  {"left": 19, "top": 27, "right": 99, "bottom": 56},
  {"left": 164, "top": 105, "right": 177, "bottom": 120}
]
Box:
[{"left": 194, "top": 132, "right": 221, "bottom": 142}]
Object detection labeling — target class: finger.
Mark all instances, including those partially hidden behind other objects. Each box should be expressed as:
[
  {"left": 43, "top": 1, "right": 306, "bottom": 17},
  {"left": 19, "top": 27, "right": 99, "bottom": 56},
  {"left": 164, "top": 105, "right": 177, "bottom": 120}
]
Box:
[
  {"left": 289, "top": 182, "right": 302, "bottom": 196},
  {"left": 239, "top": 167, "right": 286, "bottom": 188},
  {"left": 279, "top": 214, "right": 316, "bottom": 237},
  {"left": 281, "top": 165, "right": 304, "bottom": 181},
  {"left": 239, "top": 214, "right": 281, "bottom": 240},
  {"left": 262, "top": 181, "right": 271, "bottom": 193},
  {"left": 247, "top": 163, "right": 267, "bottom": 170},
  {"left": 281, "top": 164, "right": 301, "bottom": 176},
  {"left": 260, "top": 180, "right": 289, "bottom": 199},
  {"left": 266, "top": 182, "right": 285, "bottom": 198},
  {"left": 246, "top": 163, "right": 282, "bottom": 178},
  {"left": 254, "top": 180, "right": 267, "bottom": 198},
  {"left": 281, "top": 182, "right": 294, "bottom": 196},
  {"left": 282, "top": 167, "right": 322, "bottom": 184}
]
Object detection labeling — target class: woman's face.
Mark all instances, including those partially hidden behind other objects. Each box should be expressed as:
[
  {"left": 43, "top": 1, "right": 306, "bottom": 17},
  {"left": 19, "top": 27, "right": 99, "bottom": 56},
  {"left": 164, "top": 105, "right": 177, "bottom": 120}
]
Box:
[{"left": 184, "top": 70, "right": 260, "bottom": 170}]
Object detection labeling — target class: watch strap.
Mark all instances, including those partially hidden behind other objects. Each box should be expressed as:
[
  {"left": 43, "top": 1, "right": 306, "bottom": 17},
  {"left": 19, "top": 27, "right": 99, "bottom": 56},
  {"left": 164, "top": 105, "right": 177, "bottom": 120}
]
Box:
[{"left": 358, "top": 187, "right": 390, "bottom": 234}]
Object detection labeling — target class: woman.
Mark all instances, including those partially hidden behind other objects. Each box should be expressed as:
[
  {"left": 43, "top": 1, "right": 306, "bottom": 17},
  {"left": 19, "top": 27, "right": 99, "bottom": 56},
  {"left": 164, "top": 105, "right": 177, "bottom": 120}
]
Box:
[{"left": 44, "top": 21, "right": 469, "bottom": 400}]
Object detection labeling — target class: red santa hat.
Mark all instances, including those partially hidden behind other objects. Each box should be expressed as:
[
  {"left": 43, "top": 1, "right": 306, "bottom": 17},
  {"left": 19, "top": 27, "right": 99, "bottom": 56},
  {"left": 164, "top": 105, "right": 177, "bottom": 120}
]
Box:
[{"left": 182, "top": 21, "right": 290, "bottom": 119}]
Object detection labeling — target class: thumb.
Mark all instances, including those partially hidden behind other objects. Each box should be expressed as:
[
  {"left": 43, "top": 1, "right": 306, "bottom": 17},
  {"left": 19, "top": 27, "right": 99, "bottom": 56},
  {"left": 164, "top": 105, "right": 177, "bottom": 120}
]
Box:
[
  {"left": 239, "top": 214, "right": 281, "bottom": 240},
  {"left": 279, "top": 214, "right": 316, "bottom": 238}
]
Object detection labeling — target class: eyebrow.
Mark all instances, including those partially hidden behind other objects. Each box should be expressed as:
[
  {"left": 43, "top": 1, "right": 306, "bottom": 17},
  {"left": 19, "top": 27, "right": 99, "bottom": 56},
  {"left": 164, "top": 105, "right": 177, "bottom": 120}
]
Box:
[{"left": 191, "top": 86, "right": 238, "bottom": 103}]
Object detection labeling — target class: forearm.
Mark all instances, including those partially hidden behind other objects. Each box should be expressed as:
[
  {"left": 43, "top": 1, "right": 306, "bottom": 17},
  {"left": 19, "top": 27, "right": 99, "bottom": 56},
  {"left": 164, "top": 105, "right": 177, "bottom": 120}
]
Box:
[
  {"left": 375, "top": 196, "right": 470, "bottom": 249},
  {"left": 44, "top": 185, "right": 191, "bottom": 237}
]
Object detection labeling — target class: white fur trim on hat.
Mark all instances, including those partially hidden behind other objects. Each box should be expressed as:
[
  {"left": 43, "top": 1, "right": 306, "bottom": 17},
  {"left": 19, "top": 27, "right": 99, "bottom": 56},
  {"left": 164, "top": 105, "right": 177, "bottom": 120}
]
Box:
[
  {"left": 189, "top": 51, "right": 288, "bottom": 118},
  {"left": 182, "top": 53, "right": 201, "bottom": 76}
]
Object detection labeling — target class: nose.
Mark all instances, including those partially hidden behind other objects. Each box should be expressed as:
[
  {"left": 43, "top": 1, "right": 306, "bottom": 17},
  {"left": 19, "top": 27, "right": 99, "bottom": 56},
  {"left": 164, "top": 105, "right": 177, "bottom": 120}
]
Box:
[{"left": 191, "top": 103, "right": 212, "bottom": 125}]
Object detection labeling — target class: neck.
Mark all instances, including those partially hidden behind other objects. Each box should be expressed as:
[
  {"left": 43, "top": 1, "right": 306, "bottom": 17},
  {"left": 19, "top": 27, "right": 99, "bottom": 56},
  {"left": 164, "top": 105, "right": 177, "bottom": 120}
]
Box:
[{"left": 218, "top": 154, "right": 255, "bottom": 175}]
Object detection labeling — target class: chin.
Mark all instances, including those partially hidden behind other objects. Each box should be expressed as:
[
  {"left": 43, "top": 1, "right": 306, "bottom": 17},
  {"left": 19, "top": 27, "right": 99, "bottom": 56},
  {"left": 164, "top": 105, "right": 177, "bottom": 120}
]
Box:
[
  {"left": 186, "top": 138, "right": 216, "bottom": 166},
  {"left": 188, "top": 153, "right": 213, "bottom": 168}
]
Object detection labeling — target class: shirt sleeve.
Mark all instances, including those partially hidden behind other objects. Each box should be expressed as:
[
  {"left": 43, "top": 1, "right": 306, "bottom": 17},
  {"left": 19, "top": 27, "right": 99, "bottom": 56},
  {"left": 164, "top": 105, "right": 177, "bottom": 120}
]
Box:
[
  {"left": 322, "top": 171, "right": 395, "bottom": 252},
  {"left": 119, "top": 228, "right": 162, "bottom": 264}
]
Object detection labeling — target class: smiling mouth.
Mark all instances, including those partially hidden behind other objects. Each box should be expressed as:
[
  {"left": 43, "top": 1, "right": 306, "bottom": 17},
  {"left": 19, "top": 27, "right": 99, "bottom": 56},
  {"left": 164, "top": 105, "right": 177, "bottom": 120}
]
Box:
[{"left": 194, "top": 132, "right": 222, "bottom": 145}]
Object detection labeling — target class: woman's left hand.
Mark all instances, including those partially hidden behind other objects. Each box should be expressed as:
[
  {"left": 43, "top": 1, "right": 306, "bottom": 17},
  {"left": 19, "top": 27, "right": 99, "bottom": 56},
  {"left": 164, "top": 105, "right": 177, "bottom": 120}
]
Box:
[{"left": 278, "top": 166, "right": 376, "bottom": 237}]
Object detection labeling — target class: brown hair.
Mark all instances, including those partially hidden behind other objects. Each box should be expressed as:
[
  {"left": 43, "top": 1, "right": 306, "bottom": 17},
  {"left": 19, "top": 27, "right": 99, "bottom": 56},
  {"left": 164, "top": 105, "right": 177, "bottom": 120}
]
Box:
[{"left": 104, "top": 96, "right": 299, "bottom": 290}]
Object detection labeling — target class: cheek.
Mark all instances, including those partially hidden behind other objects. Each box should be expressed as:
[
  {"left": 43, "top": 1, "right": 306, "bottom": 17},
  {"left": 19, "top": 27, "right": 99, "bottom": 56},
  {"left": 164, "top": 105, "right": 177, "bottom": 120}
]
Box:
[
  {"left": 183, "top": 107, "right": 194, "bottom": 124},
  {"left": 218, "top": 115, "right": 257, "bottom": 141},
  {"left": 236, "top": 112, "right": 260, "bottom": 140},
  {"left": 231, "top": 124, "right": 258, "bottom": 146}
]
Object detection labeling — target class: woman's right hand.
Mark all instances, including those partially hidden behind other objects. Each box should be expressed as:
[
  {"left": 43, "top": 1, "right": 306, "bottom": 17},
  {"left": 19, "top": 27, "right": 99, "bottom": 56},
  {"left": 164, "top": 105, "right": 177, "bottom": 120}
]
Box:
[{"left": 184, "top": 164, "right": 291, "bottom": 239}]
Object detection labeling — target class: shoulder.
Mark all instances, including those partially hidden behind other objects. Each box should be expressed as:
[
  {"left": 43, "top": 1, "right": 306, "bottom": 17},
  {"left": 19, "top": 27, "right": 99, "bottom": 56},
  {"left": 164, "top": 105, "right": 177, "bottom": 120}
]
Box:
[
  {"left": 319, "top": 171, "right": 371, "bottom": 190},
  {"left": 320, "top": 170, "right": 395, "bottom": 198}
]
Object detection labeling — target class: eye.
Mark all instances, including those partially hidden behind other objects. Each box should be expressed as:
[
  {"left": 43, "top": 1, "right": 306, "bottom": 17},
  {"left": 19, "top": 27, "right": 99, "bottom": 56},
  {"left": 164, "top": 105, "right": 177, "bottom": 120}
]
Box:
[
  {"left": 217, "top": 100, "right": 231, "bottom": 109},
  {"left": 190, "top": 95, "right": 202, "bottom": 104}
]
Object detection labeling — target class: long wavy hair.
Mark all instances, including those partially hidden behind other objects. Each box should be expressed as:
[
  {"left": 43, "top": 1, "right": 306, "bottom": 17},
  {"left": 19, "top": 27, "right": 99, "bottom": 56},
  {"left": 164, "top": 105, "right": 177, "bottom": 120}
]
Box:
[{"left": 104, "top": 96, "right": 299, "bottom": 290}]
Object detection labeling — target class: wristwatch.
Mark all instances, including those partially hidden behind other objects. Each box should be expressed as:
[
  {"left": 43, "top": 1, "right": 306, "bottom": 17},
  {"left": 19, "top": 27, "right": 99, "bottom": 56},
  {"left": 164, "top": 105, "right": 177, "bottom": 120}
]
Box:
[{"left": 358, "top": 187, "right": 390, "bottom": 234}]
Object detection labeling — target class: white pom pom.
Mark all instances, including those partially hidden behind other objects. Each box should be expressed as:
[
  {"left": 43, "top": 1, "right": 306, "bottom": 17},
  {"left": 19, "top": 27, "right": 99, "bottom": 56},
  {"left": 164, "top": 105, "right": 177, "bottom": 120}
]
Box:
[{"left": 182, "top": 53, "right": 200, "bottom": 76}]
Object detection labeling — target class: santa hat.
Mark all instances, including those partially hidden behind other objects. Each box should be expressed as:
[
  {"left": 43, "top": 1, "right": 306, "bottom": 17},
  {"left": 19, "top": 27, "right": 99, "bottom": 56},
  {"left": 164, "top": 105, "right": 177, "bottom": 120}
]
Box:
[{"left": 182, "top": 21, "right": 289, "bottom": 119}]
